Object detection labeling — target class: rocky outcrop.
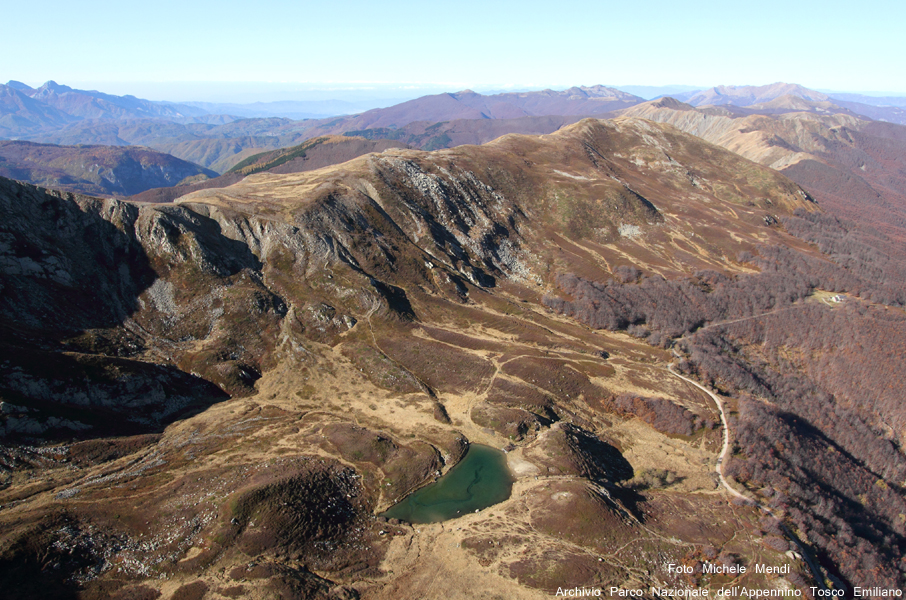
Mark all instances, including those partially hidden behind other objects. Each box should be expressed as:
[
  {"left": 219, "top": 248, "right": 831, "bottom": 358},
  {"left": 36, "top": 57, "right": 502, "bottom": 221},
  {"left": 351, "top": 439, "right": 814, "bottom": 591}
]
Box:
[{"left": 0, "top": 117, "right": 817, "bottom": 440}]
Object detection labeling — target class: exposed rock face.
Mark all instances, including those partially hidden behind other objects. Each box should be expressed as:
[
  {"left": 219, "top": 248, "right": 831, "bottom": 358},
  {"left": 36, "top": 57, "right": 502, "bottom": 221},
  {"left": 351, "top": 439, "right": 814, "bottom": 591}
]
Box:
[{"left": 0, "top": 118, "right": 817, "bottom": 439}]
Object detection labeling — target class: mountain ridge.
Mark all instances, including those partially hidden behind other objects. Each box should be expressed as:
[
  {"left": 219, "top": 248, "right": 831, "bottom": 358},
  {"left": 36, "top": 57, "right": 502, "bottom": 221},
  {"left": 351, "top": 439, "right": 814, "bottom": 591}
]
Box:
[
  {"left": 131, "top": 135, "right": 410, "bottom": 203},
  {"left": 664, "top": 82, "right": 906, "bottom": 125},
  {"left": 670, "top": 82, "right": 831, "bottom": 106},
  {"left": 24, "top": 80, "right": 208, "bottom": 121},
  {"left": 619, "top": 98, "right": 906, "bottom": 237},
  {"left": 7, "top": 80, "right": 906, "bottom": 178}
]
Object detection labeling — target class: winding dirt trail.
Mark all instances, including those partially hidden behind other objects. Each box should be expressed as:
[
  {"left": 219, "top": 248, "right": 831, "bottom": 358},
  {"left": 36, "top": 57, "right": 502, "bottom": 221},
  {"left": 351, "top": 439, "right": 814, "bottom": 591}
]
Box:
[
  {"left": 665, "top": 363, "right": 830, "bottom": 590},
  {"left": 667, "top": 364, "right": 749, "bottom": 505}
]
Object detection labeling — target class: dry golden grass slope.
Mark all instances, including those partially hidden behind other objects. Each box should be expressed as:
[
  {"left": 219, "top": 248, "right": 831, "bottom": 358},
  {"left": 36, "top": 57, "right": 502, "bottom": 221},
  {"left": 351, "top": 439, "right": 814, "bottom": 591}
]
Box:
[{"left": 621, "top": 99, "right": 868, "bottom": 171}]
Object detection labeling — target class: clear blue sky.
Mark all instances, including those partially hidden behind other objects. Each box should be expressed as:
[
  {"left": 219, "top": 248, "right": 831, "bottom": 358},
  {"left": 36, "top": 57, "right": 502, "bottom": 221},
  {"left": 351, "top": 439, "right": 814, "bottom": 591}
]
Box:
[{"left": 3, "top": 0, "right": 905, "bottom": 100}]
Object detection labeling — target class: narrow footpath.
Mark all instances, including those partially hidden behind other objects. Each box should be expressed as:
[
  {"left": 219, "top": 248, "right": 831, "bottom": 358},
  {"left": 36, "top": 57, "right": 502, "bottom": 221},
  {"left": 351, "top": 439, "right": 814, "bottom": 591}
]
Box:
[{"left": 665, "top": 363, "right": 831, "bottom": 590}]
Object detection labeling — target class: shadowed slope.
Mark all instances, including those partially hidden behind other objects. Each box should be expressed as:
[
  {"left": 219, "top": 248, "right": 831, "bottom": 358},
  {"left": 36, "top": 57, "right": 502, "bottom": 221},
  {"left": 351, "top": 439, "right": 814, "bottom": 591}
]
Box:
[{"left": 0, "top": 140, "right": 217, "bottom": 196}]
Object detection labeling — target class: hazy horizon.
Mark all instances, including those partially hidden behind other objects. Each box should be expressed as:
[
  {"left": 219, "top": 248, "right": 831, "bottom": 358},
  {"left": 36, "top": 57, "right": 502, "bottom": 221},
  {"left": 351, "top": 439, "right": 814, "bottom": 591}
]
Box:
[{"left": 4, "top": 79, "right": 906, "bottom": 106}]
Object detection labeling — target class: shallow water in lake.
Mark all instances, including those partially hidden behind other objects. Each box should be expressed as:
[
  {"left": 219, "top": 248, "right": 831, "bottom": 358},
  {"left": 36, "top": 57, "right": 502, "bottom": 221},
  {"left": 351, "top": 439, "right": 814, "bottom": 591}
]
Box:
[{"left": 380, "top": 444, "right": 514, "bottom": 524}]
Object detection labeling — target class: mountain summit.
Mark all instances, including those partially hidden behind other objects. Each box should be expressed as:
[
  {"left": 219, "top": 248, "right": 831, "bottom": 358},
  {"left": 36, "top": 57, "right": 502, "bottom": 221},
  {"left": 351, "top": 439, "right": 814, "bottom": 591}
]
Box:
[
  {"left": 675, "top": 82, "right": 830, "bottom": 106},
  {"left": 300, "top": 85, "right": 645, "bottom": 133}
]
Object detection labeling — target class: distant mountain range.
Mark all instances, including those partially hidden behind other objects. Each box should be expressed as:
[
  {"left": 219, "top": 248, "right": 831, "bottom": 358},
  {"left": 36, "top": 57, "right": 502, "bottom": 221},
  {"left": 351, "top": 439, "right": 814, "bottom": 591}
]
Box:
[
  {"left": 0, "top": 83, "right": 648, "bottom": 174},
  {"left": 2, "top": 79, "right": 906, "bottom": 198},
  {"left": 1, "top": 81, "right": 208, "bottom": 134},
  {"left": 662, "top": 82, "right": 906, "bottom": 125},
  {"left": 669, "top": 82, "right": 831, "bottom": 105},
  {"left": 613, "top": 84, "right": 703, "bottom": 99},
  {"left": 824, "top": 92, "right": 906, "bottom": 107},
  {"left": 181, "top": 98, "right": 403, "bottom": 120},
  {"left": 317, "top": 85, "right": 643, "bottom": 129}
]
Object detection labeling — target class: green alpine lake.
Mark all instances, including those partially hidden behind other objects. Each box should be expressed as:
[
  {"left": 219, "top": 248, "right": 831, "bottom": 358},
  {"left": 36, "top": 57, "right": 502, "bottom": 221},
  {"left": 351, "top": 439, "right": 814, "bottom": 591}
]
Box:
[{"left": 381, "top": 444, "right": 514, "bottom": 524}]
